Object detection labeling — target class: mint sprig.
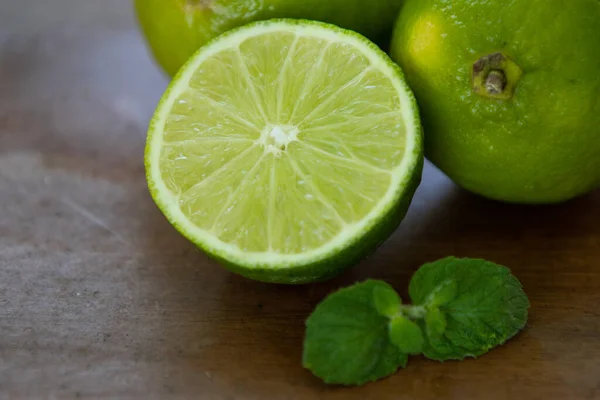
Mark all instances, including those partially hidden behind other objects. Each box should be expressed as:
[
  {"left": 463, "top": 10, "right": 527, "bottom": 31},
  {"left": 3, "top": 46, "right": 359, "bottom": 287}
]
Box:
[{"left": 302, "top": 257, "right": 530, "bottom": 386}]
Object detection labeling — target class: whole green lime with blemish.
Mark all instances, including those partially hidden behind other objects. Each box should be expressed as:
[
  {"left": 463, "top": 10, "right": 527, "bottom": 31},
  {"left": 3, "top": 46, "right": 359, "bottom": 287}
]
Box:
[
  {"left": 391, "top": 0, "right": 600, "bottom": 203},
  {"left": 134, "top": 0, "right": 403, "bottom": 76}
]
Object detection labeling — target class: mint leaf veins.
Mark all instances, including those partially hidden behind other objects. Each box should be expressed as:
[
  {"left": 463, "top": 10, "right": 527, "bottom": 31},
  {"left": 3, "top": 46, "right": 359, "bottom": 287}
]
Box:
[{"left": 302, "top": 257, "right": 530, "bottom": 386}]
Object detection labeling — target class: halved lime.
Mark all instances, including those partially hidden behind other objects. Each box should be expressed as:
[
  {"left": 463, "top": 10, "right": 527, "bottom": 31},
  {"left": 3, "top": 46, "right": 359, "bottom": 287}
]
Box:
[{"left": 145, "top": 20, "right": 423, "bottom": 284}]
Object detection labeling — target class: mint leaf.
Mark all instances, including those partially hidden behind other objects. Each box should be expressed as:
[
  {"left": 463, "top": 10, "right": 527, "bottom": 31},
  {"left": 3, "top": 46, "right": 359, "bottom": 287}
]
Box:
[
  {"left": 425, "top": 307, "right": 446, "bottom": 337},
  {"left": 421, "top": 308, "right": 467, "bottom": 360},
  {"left": 303, "top": 280, "right": 407, "bottom": 385},
  {"left": 409, "top": 257, "right": 530, "bottom": 361},
  {"left": 373, "top": 284, "right": 402, "bottom": 317},
  {"left": 389, "top": 316, "right": 424, "bottom": 354}
]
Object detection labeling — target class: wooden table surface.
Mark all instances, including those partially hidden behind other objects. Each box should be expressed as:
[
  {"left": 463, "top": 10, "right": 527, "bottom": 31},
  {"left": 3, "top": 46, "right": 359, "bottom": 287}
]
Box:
[{"left": 1, "top": 2, "right": 599, "bottom": 399}]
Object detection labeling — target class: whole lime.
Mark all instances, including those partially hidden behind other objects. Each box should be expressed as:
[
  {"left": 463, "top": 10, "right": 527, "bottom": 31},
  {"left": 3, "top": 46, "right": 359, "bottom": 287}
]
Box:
[
  {"left": 135, "top": 0, "right": 403, "bottom": 76},
  {"left": 391, "top": 0, "right": 600, "bottom": 203}
]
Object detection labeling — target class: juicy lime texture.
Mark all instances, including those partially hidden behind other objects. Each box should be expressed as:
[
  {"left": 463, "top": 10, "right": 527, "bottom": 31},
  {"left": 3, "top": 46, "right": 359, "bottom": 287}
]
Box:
[
  {"left": 135, "top": 0, "right": 403, "bottom": 76},
  {"left": 146, "top": 21, "right": 422, "bottom": 283},
  {"left": 391, "top": 0, "right": 600, "bottom": 203}
]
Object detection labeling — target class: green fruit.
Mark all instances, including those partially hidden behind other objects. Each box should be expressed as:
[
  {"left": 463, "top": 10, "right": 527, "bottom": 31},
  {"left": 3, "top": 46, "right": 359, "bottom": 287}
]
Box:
[
  {"left": 145, "top": 20, "right": 423, "bottom": 284},
  {"left": 391, "top": 0, "right": 600, "bottom": 203},
  {"left": 134, "top": 0, "right": 403, "bottom": 76}
]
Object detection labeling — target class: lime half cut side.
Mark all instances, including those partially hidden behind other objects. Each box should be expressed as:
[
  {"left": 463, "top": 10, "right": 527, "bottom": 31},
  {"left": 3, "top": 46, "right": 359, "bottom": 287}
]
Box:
[{"left": 145, "top": 20, "right": 423, "bottom": 284}]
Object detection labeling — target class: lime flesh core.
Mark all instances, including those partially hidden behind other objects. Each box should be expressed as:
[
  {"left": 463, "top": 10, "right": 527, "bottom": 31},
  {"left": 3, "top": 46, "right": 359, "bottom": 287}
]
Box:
[
  {"left": 134, "top": 0, "right": 403, "bottom": 76},
  {"left": 145, "top": 20, "right": 423, "bottom": 283},
  {"left": 391, "top": 0, "right": 600, "bottom": 203}
]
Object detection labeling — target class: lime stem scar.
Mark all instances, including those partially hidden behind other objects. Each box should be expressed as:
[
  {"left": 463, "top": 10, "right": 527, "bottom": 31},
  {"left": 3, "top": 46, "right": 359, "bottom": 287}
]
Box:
[
  {"left": 472, "top": 52, "right": 523, "bottom": 101},
  {"left": 485, "top": 70, "right": 507, "bottom": 95}
]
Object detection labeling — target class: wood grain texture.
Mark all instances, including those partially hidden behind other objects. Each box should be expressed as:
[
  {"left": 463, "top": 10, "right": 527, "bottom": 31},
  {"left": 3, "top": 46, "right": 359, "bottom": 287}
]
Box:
[{"left": 1, "top": 2, "right": 599, "bottom": 399}]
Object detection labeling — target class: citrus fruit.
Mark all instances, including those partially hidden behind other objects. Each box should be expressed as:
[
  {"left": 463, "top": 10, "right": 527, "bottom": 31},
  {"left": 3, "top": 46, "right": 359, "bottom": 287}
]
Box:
[
  {"left": 134, "top": 0, "right": 404, "bottom": 76},
  {"left": 145, "top": 20, "right": 423, "bottom": 284},
  {"left": 391, "top": 0, "right": 600, "bottom": 203}
]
